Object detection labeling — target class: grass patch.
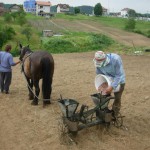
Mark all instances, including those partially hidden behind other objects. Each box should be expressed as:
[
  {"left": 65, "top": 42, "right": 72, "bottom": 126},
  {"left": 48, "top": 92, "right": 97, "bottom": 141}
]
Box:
[{"left": 43, "top": 32, "right": 114, "bottom": 53}]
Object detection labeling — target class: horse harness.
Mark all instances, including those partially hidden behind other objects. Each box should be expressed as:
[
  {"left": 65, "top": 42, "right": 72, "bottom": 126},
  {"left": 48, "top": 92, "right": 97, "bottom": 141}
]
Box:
[{"left": 21, "top": 52, "right": 33, "bottom": 73}]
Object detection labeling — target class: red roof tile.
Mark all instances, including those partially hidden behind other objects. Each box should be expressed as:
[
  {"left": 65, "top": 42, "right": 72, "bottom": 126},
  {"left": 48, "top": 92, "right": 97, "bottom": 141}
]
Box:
[{"left": 36, "top": 1, "right": 51, "bottom": 6}]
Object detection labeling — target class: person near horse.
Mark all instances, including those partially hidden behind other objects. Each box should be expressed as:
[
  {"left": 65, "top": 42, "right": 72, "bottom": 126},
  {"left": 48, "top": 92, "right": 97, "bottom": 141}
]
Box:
[
  {"left": 93, "top": 51, "right": 125, "bottom": 115},
  {"left": 0, "top": 44, "right": 20, "bottom": 94}
]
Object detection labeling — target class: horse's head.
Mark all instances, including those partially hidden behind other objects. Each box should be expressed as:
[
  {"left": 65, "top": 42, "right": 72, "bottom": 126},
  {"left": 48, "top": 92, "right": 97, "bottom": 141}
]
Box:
[{"left": 19, "top": 44, "right": 32, "bottom": 61}]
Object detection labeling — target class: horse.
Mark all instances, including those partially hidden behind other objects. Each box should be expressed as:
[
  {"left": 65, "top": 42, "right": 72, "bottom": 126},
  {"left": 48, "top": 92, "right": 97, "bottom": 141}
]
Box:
[{"left": 19, "top": 44, "right": 54, "bottom": 106}]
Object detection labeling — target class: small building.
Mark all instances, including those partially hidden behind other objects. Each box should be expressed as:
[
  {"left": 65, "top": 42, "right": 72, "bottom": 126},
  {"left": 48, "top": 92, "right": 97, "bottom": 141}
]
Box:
[
  {"left": 102, "top": 7, "right": 108, "bottom": 15},
  {"left": 43, "top": 30, "right": 53, "bottom": 37},
  {"left": 121, "top": 8, "right": 130, "bottom": 17},
  {"left": 35, "top": 1, "right": 51, "bottom": 16},
  {"left": 79, "top": 5, "right": 94, "bottom": 15},
  {"left": 9, "top": 4, "right": 21, "bottom": 12},
  {"left": 0, "top": 3, "right": 4, "bottom": 15},
  {"left": 56, "top": 4, "right": 69, "bottom": 13}
]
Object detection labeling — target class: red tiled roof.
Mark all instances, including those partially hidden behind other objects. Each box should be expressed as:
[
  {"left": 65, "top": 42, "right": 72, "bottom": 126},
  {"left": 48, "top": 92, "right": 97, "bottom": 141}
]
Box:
[{"left": 36, "top": 1, "right": 51, "bottom": 6}]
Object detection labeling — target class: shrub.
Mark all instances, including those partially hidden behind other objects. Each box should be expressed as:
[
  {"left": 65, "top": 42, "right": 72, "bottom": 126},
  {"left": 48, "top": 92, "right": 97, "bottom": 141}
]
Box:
[
  {"left": 21, "top": 27, "right": 32, "bottom": 42},
  {"left": 125, "top": 18, "right": 136, "bottom": 31},
  {"left": 43, "top": 32, "right": 114, "bottom": 53},
  {"left": 0, "top": 26, "right": 16, "bottom": 48},
  {"left": 3, "top": 13, "right": 12, "bottom": 23},
  {"left": 147, "top": 30, "right": 150, "bottom": 38},
  {"left": 133, "top": 29, "right": 143, "bottom": 34}
]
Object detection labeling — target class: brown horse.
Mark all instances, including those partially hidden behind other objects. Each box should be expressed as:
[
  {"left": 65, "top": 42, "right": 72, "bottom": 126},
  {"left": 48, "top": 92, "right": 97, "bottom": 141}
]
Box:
[{"left": 19, "top": 44, "right": 54, "bottom": 106}]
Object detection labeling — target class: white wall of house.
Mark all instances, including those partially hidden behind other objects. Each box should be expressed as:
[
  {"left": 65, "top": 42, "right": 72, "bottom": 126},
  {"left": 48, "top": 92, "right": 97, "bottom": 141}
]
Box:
[
  {"left": 56, "top": 5, "right": 69, "bottom": 13},
  {"left": 36, "top": 5, "right": 50, "bottom": 15},
  {"left": 57, "top": 6, "right": 61, "bottom": 13},
  {"left": 121, "top": 10, "right": 128, "bottom": 17},
  {"left": 10, "top": 5, "right": 20, "bottom": 12}
]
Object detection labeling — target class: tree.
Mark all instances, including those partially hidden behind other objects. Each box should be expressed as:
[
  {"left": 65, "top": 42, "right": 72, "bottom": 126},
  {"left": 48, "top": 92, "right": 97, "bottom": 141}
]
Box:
[
  {"left": 128, "top": 9, "right": 136, "bottom": 18},
  {"left": 21, "top": 27, "right": 32, "bottom": 42},
  {"left": 11, "top": 12, "right": 18, "bottom": 21},
  {"left": 74, "top": 7, "right": 80, "bottom": 14},
  {"left": 125, "top": 18, "right": 136, "bottom": 31},
  {"left": 0, "top": 26, "right": 16, "bottom": 49},
  {"left": 94, "top": 3, "right": 103, "bottom": 16},
  {"left": 17, "top": 14, "right": 27, "bottom": 26},
  {"left": 3, "top": 13, "right": 12, "bottom": 23}
]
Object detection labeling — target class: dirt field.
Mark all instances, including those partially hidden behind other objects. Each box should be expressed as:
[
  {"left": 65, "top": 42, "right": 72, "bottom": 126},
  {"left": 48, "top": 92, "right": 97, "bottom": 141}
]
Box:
[
  {"left": 29, "top": 18, "right": 150, "bottom": 47},
  {"left": 0, "top": 52, "right": 150, "bottom": 150},
  {"left": 0, "top": 19, "right": 150, "bottom": 150},
  {"left": 51, "top": 19, "right": 150, "bottom": 47}
]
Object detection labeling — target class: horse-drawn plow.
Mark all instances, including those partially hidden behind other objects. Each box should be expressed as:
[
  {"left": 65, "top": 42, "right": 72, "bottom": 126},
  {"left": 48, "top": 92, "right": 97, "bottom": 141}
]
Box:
[{"left": 58, "top": 93, "right": 124, "bottom": 136}]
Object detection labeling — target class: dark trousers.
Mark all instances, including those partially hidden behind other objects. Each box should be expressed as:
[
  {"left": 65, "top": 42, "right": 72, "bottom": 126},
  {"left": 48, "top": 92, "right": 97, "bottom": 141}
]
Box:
[
  {"left": 0, "top": 72, "right": 12, "bottom": 92},
  {"left": 113, "top": 83, "right": 125, "bottom": 115}
]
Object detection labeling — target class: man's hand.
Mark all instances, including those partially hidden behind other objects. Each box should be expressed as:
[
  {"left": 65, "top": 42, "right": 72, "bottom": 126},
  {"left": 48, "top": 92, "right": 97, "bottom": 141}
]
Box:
[{"left": 105, "top": 86, "right": 113, "bottom": 94}]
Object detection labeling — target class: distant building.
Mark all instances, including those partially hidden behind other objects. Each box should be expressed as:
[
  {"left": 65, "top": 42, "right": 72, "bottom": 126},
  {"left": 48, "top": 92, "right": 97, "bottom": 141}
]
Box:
[
  {"left": 35, "top": 1, "right": 51, "bottom": 16},
  {"left": 121, "top": 8, "right": 130, "bottom": 17},
  {"left": 50, "top": 5, "right": 57, "bottom": 13},
  {"left": 102, "top": 7, "right": 108, "bottom": 15},
  {"left": 78, "top": 5, "right": 108, "bottom": 16},
  {"left": 43, "top": 30, "right": 53, "bottom": 37},
  {"left": 50, "top": 5, "right": 74, "bottom": 14},
  {"left": 56, "top": 4, "right": 70, "bottom": 13},
  {"left": 79, "top": 5, "right": 94, "bottom": 15},
  {"left": 0, "top": 3, "right": 4, "bottom": 15},
  {"left": 9, "top": 4, "right": 21, "bottom": 12},
  {"left": 23, "top": 0, "right": 36, "bottom": 13}
]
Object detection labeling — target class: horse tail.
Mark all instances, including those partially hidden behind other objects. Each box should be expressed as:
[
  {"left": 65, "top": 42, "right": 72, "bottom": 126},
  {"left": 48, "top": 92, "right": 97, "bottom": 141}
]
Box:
[{"left": 41, "top": 57, "right": 54, "bottom": 101}]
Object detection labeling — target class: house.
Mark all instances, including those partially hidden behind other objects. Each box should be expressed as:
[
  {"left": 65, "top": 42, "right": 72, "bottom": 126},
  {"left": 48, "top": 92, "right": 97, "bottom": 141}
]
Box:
[
  {"left": 56, "top": 4, "right": 69, "bottom": 13},
  {"left": 121, "top": 8, "right": 130, "bottom": 17},
  {"left": 78, "top": 5, "right": 108, "bottom": 16},
  {"left": 42, "top": 30, "right": 53, "bottom": 37},
  {"left": 9, "top": 4, "right": 21, "bottom": 12},
  {"left": 102, "top": 7, "right": 108, "bottom": 15},
  {"left": 50, "top": 5, "right": 74, "bottom": 14},
  {"left": 23, "top": 0, "right": 36, "bottom": 13},
  {"left": 1, "top": 3, "right": 21, "bottom": 13},
  {"left": 35, "top": 1, "right": 51, "bottom": 16},
  {"left": 79, "top": 5, "right": 94, "bottom": 15},
  {"left": 0, "top": 3, "right": 4, "bottom": 15}
]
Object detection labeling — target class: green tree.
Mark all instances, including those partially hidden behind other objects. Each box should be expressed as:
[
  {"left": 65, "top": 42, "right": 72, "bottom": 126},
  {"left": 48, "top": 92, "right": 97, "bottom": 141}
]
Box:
[
  {"left": 21, "top": 27, "right": 32, "bottom": 42},
  {"left": 128, "top": 9, "right": 136, "bottom": 18},
  {"left": 17, "top": 14, "right": 27, "bottom": 26},
  {"left": 74, "top": 7, "right": 80, "bottom": 14},
  {"left": 3, "top": 13, "right": 12, "bottom": 23},
  {"left": 11, "top": 12, "right": 19, "bottom": 21},
  {"left": 125, "top": 18, "right": 136, "bottom": 31},
  {"left": 0, "top": 26, "right": 16, "bottom": 48},
  {"left": 4, "top": 26, "right": 16, "bottom": 40},
  {"left": 0, "top": 31, "right": 7, "bottom": 49},
  {"left": 94, "top": 3, "right": 103, "bottom": 16}
]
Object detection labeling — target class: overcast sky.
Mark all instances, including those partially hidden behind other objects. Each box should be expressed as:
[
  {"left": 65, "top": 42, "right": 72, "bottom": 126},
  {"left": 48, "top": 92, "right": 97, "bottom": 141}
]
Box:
[{"left": 0, "top": 0, "right": 150, "bottom": 13}]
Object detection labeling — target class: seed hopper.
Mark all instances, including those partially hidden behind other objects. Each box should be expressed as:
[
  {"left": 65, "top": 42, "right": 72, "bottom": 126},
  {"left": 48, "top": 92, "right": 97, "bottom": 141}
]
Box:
[{"left": 58, "top": 93, "right": 124, "bottom": 135}]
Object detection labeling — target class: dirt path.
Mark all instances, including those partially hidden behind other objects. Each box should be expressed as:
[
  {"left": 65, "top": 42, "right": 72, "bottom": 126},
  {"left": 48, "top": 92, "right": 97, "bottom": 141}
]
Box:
[
  {"left": 51, "top": 19, "right": 150, "bottom": 47},
  {"left": 0, "top": 53, "right": 150, "bottom": 150}
]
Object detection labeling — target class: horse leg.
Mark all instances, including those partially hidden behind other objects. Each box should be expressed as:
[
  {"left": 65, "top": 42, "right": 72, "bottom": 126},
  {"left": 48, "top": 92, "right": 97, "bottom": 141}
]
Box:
[
  {"left": 27, "top": 79, "right": 34, "bottom": 100},
  {"left": 31, "top": 80, "right": 40, "bottom": 105}
]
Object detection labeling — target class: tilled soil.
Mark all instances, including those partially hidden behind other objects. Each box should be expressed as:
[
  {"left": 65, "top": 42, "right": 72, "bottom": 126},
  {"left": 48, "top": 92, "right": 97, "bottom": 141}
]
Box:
[{"left": 0, "top": 52, "right": 150, "bottom": 150}]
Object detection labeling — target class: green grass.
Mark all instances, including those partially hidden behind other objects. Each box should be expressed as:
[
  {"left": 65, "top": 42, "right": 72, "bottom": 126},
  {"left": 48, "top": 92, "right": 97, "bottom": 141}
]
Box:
[
  {"left": 0, "top": 13, "right": 149, "bottom": 56},
  {"left": 56, "top": 14, "right": 150, "bottom": 35},
  {"left": 43, "top": 31, "right": 115, "bottom": 53}
]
